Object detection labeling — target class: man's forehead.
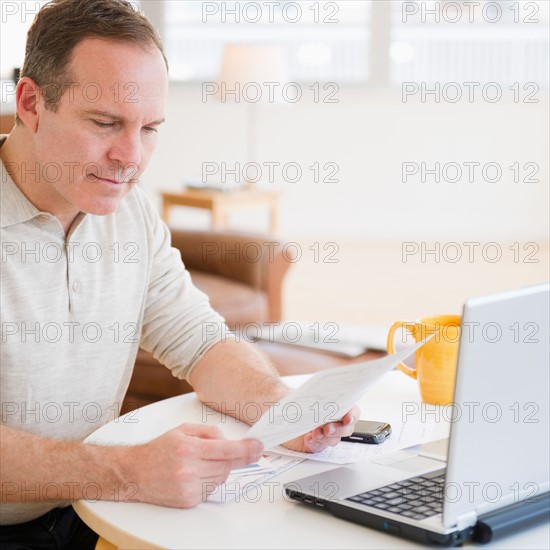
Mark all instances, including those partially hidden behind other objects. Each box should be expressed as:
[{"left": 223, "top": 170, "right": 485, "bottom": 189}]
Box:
[{"left": 67, "top": 37, "right": 168, "bottom": 91}]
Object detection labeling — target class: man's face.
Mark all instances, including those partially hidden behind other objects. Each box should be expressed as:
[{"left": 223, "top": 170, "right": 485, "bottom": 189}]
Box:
[{"left": 32, "top": 37, "right": 168, "bottom": 218}]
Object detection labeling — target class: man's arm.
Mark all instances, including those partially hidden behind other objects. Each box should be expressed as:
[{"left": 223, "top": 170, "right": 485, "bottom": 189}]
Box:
[
  {"left": 0, "top": 422, "right": 262, "bottom": 509},
  {"left": 189, "top": 338, "right": 359, "bottom": 453},
  {"left": 1, "top": 340, "right": 356, "bottom": 510}
]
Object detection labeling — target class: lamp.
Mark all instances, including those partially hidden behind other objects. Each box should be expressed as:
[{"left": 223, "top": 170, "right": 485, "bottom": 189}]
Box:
[{"left": 217, "top": 44, "right": 288, "bottom": 189}]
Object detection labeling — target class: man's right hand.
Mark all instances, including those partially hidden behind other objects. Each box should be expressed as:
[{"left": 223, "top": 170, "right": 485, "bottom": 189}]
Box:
[{"left": 128, "top": 424, "right": 263, "bottom": 508}]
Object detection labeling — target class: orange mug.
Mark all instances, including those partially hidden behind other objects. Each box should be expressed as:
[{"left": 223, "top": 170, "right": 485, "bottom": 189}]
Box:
[{"left": 387, "top": 315, "right": 461, "bottom": 405}]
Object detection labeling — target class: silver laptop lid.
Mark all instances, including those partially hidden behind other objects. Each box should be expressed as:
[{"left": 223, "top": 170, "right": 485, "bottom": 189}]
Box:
[{"left": 443, "top": 283, "right": 550, "bottom": 529}]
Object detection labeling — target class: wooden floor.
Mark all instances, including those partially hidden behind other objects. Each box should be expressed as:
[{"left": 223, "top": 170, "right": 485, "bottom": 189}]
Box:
[{"left": 282, "top": 240, "right": 549, "bottom": 327}]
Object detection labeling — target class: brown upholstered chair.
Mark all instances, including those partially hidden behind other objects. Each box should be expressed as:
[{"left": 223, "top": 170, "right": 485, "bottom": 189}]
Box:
[
  {"left": 121, "top": 228, "right": 293, "bottom": 413},
  {"left": 122, "top": 228, "right": 382, "bottom": 414}
]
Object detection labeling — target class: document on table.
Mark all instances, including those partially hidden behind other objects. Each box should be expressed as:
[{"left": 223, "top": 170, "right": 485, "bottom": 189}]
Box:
[
  {"left": 207, "top": 453, "right": 304, "bottom": 503},
  {"left": 246, "top": 338, "right": 431, "bottom": 449},
  {"left": 271, "top": 413, "right": 442, "bottom": 464},
  {"left": 261, "top": 322, "right": 390, "bottom": 356}
]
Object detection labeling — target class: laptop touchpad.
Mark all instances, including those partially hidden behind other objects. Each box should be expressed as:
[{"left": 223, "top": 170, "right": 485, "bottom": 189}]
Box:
[{"left": 374, "top": 453, "right": 442, "bottom": 473}]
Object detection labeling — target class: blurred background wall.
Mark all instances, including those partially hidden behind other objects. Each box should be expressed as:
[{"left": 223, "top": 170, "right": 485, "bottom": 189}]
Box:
[{"left": 2, "top": 0, "right": 548, "bottom": 323}]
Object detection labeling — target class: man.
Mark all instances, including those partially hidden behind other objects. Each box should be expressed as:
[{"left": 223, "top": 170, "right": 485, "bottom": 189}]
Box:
[{"left": 0, "top": 0, "right": 358, "bottom": 547}]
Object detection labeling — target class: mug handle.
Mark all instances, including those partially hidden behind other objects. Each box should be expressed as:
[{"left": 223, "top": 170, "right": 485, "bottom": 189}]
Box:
[{"left": 387, "top": 321, "right": 417, "bottom": 379}]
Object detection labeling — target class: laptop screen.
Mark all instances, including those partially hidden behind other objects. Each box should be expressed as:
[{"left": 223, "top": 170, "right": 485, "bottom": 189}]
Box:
[{"left": 443, "top": 284, "right": 550, "bottom": 528}]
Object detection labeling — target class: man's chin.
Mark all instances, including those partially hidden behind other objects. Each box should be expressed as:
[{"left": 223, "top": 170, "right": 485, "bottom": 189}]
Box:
[
  {"left": 82, "top": 197, "right": 127, "bottom": 217},
  {"left": 72, "top": 180, "right": 136, "bottom": 216}
]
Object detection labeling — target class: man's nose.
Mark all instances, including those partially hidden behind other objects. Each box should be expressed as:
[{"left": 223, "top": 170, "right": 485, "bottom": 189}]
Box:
[{"left": 108, "top": 130, "right": 142, "bottom": 169}]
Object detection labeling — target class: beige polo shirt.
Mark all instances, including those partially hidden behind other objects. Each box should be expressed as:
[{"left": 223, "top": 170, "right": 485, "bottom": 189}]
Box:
[{"left": 0, "top": 136, "right": 226, "bottom": 524}]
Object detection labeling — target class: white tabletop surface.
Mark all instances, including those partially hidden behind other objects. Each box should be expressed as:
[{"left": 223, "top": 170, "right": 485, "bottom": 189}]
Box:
[{"left": 73, "top": 372, "right": 549, "bottom": 549}]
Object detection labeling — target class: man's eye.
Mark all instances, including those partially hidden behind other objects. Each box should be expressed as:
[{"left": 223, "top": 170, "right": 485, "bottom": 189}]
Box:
[
  {"left": 142, "top": 126, "right": 158, "bottom": 134},
  {"left": 93, "top": 120, "right": 115, "bottom": 128}
]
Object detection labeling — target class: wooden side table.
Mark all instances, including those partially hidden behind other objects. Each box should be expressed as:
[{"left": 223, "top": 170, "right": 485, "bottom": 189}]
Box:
[{"left": 161, "top": 189, "right": 281, "bottom": 233}]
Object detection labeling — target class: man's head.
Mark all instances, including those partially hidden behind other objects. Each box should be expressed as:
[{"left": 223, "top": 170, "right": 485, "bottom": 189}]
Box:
[
  {"left": 19, "top": 0, "right": 168, "bottom": 118},
  {"left": 8, "top": 0, "right": 169, "bottom": 226}
]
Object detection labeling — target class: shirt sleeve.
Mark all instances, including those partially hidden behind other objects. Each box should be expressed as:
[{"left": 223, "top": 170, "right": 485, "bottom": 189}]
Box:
[{"left": 137, "top": 190, "right": 229, "bottom": 383}]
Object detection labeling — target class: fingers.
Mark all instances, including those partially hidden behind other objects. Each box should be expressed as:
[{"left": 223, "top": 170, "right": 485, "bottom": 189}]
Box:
[
  {"left": 304, "top": 426, "right": 345, "bottom": 452},
  {"left": 302, "top": 405, "right": 362, "bottom": 453},
  {"left": 176, "top": 424, "right": 263, "bottom": 472},
  {"left": 340, "top": 405, "right": 361, "bottom": 426},
  {"left": 319, "top": 404, "right": 360, "bottom": 438},
  {"left": 302, "top": 432, "right": 332, "bottom": 453},
  {"left": 190, "top": 438, "right": 263, "bottom": 505},
  {"left": 176, "top": 423, "right": 263, "bottom": 463},
  {"left": 198, "top": 437, "right": 263, "bottom": 462},
  {"left": 137, "top": 424, "right": 264, "bottom": 508},
  {"left": 176, "top": 423, "right": 226, "bottom": 440}
]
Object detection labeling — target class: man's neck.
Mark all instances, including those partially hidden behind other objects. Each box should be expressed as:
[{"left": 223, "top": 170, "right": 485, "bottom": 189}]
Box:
[{"left": 1, "top": 129, "right": 79, "bottom": 235}]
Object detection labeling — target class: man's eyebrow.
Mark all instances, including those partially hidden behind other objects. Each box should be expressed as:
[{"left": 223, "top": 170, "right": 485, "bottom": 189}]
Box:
[
  {"left": 146, "top": 118, "right": 165, "bottom": 126},
  {"left": 82, "top": 109, "right": 165, "bottom": 125}
]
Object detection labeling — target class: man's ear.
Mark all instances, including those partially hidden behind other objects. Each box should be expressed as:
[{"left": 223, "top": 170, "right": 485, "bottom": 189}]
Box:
[{"left": 16, "top": 77, "right": 43, "bottom": 132}]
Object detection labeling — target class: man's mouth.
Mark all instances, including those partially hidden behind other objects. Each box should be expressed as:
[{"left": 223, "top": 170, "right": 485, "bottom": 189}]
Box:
[{"left": 88, "top": 174, "right": 126, "bottom": 185}]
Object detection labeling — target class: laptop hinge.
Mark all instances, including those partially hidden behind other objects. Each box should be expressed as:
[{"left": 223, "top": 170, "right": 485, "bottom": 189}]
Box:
[{"left": 457, "top": 510, "right": 477, "bottom": 530}]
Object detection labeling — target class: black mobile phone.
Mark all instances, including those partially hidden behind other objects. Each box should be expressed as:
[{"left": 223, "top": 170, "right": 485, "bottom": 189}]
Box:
[{"left": 341, "top": 420, "right": 392, "bottom": 444}]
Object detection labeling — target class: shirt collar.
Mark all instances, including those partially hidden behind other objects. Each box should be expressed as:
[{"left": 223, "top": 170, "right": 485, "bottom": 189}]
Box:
[{"left": 0, "top": 135, "right": 53, "bottom": 228}]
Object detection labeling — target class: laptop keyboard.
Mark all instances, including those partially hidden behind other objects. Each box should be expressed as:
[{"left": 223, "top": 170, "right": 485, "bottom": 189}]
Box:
[{"left": 346, "top": 469, "right": 446, "bottom": 520}]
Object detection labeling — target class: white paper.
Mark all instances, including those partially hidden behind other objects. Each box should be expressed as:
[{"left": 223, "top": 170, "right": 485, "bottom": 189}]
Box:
[
  {"left": 246, "top": 338, "right": 431, "bottom": 449},
  {"left": 270, "top": 414, "right": 438, "bottom": 464},
  {"left": 260, "top": 322, "right": 389, "bottom": 357},
  {"left": 206, "top": 452, "right": 304, "bottom": 503}
]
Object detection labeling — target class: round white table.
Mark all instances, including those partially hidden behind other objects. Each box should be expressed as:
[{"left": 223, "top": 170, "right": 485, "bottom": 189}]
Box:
[{"left": 73, "top": 372, "right": 549, "bottom": 549}]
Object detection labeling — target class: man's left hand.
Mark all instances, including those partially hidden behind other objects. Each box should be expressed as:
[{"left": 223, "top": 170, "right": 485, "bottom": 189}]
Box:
[{"left": 282, "top": 406, "right": 361, "bottom": 453}]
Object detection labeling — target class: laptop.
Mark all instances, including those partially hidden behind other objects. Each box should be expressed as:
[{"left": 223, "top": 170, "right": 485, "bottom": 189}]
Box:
[{"left": 284, "top": 284, "right": 550, "bottom": 546}]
